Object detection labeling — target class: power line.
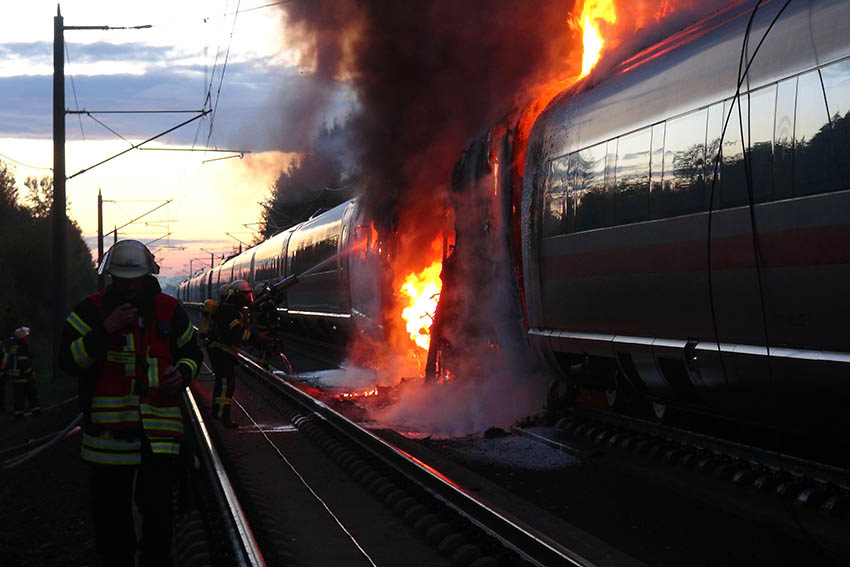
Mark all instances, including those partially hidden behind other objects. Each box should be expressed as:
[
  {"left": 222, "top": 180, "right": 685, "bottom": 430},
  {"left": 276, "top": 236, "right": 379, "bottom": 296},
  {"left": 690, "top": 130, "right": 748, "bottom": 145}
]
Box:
[
  {"left": 0, "top": 151, "right": 51, "bottom": 171},
  {"left": 64, "top": 42, "right": 86, "bottom": 143},
  {"left": 206, "top": 0, "right": 242, "bottom": 149},
  {"left": 147, "top": 0, "right": 294, "bottom": 28}
]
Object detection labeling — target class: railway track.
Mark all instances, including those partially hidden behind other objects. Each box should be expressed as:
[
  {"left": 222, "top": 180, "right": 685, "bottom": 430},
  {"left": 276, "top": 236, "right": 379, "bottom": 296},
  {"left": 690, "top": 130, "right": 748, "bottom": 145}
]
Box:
[
  {"left": 509, "top": 407, "right": 850, "bottom": 559},
  {"left": 181, "top": 350, "right": 627, "bottom": 567}
]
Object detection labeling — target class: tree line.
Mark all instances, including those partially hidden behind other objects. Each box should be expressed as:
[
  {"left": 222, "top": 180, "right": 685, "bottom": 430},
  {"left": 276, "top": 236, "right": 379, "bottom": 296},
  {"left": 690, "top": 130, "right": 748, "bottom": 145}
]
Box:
[
  {"left": 258, "top": 122, "right": 356, "bottom": 240},
  {"left": 0, "top": 160, "right": 96, "bottom": 378}
]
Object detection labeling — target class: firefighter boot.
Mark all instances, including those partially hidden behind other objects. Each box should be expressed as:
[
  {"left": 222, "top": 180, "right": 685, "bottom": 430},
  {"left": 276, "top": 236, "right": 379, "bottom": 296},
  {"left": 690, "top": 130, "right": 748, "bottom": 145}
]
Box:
[{"left": 220, "top": 403, "right": 238, "bottom": 429}]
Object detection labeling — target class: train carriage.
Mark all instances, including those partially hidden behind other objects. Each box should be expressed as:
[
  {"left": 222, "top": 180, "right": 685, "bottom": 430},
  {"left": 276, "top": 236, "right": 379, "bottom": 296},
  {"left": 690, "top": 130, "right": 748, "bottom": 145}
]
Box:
[{"left": 522, "top": 0, "right": 850, "bottom": 436}]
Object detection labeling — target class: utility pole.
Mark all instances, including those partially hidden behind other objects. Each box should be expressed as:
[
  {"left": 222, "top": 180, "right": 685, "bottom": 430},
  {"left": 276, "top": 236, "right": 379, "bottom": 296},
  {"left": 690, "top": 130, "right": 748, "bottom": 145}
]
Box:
[
  {"left": 52, "top": 5, "right": 66, "bottom": 381},
  {"left": 97, "top": 189, "right": 104, "bottom": 290},
  {"left": 52, "top": 6, "right": 202, "bottom": 381},
  {"left": 200, "top": 248, "right": 217, "bottom": 269}
]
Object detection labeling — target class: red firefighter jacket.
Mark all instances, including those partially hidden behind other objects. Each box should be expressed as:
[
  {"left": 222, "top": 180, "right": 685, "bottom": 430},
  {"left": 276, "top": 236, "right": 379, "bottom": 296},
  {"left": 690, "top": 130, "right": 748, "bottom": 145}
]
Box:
[{"left": 59, "top": 278, "right": 202, "bottom": 465}]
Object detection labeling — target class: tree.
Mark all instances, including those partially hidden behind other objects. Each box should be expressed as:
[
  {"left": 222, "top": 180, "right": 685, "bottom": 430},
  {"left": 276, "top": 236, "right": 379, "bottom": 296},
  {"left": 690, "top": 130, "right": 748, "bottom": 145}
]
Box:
[
  {"left": 0, "top": 160, "right": 96, "bottom": 379},
  {"left": 24, "top": 175, "right": 53, "bottom": 218},
  {"left": 259, "top": 121, "right": 357, "bottom": 238},
  {"left": 0, "top": 160, "right": 18, "bottom": 210}
]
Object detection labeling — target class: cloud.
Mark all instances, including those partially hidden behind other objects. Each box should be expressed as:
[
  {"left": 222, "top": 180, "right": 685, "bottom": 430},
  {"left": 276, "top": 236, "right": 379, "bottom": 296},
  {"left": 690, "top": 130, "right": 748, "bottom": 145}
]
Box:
[
  {"left": 0, "top": 41, "right": 176, "bottom": 65},
  {"left": 0, "top": 61, "right": 354, "bottom": 152}
]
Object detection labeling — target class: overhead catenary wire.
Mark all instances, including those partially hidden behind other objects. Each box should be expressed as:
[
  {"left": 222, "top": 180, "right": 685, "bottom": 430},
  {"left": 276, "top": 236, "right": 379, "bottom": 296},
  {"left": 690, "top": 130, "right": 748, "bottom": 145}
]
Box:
[
  {"left": 65, "top": 42, "right": 87, "bottom": 144},
  {"left": 0, "top": 151, "right": 52, "bottom": 171},
  {"left": 206, "top": 0, "right": 243, "bottom": 150}
]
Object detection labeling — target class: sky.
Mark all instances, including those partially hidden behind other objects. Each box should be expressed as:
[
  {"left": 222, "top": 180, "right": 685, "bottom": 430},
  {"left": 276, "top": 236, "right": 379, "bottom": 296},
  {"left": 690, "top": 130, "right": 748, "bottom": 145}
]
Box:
[{"left": 0, "top": 1, "right": 355, "bottom": 281}]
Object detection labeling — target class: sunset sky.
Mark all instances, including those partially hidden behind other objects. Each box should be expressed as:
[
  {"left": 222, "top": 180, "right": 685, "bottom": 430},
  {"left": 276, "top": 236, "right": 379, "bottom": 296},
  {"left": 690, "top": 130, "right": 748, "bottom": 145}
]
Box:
[{"left": 0, "top": 1, "right": 354, "bottom": 281}]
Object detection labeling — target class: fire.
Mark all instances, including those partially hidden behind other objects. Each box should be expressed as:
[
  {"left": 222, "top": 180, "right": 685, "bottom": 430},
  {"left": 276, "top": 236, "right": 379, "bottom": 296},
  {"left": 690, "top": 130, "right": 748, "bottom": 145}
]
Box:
[
  {"left": 336, "top": 387, "right": 379, "bottom": 400},
  {"left": 400, "top": 260, "right": 443, "bottom": 351},
  {"left": 578, "top": 0, "right": 618, "bottom": 78}
]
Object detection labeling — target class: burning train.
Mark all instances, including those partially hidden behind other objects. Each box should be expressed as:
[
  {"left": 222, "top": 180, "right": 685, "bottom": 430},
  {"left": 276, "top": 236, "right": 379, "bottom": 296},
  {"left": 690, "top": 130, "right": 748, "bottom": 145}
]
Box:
[{"left": 180, "top": 0, "right": 850, "bottom": 441}]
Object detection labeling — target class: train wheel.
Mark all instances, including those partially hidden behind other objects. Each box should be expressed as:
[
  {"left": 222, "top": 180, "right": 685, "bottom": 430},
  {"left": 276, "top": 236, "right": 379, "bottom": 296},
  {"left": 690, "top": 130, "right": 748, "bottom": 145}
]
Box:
[
  {"left": 651, "top": 401, "right": 667, "bottom": 422},
  {"left": 602, "top": 369, "right": 618, "bottom": 409},
  {"left": 605, "top": 388, "right": 617, "bottom": 408}
]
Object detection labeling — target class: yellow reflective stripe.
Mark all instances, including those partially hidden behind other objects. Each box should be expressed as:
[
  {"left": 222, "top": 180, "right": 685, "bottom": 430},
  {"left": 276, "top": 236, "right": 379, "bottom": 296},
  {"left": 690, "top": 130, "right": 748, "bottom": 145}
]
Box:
[
  {"left": 241, "top": 329, "right": 251, "bottom": 341},
  {"left": 81, "top": 433, "right": 141, "bottom": 465},
  {"left": 124, "top": 334, "right": 136, "bottom": 377},
  {"left": 71, "top": 337, "right": 95, "bottom": 369},
  {"left": 82, "top": 433, "right": 141, "bottom": 451},
  {"left": 177, "top": 357, "right": 198, "bottom": 378},
  {"left": 214, "top": 397, "right": 231, "bottom": 405},
  {"left": 140, "top": 404, "right": 181, "bottom": 419},
  {"left": 176, "top": 323, "right": 194, "bottom": 348},
  {"left": 92, "top": 395, "right": 140, "bottom": 408},
  {"left": 81, "top": 447, "right": 141, "bottom": 465},
  {"left": 149, "top": 441, "right": 180, "bottom": 455},
  {"left": 106, "top": 351, "right": 135, "bottom": 364},
  {"left": 66, "top": 311, "right": 92, "bottom": 335},
  {"left": 91, "top": 410, "right": 140, "bottom": 424},
  {"left": 147, "top": 355, "right": 159, "bottom": 388},
  {"left": 142, "top": 418, "right": 184, "bottom": 433},
  {"left": 229, "top": 319, "right": 240, "bottom": 329}
]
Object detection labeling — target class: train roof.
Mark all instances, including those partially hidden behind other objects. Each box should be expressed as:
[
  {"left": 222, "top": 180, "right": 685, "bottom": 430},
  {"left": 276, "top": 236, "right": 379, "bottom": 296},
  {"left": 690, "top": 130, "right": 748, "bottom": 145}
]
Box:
[{"left": 534, "top": 0, "right": 850, "bottom": 159}]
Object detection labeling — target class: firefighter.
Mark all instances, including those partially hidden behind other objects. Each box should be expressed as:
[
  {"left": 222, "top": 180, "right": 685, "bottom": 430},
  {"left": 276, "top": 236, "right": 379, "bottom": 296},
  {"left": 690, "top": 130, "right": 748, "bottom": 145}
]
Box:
[
  {"left": 208, "top": 279, "right": 254, "bottom": 427},
  {"left": 8, "top": 327, "right": 40, "bottom": 419},
  {"left": 197, "top": 284, "right": 231, "bottom": 348},
  {"left": 59, "top": 239, "right": 203, "bottom": 567}
]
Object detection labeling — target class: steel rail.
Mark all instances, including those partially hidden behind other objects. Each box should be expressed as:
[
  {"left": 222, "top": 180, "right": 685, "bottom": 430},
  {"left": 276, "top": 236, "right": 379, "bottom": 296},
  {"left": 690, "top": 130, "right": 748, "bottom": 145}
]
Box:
[
  {"left": 571, "top": 407, "right": 850, "bottom": 491},
  {"left": 236, "top": 353, "right": 595, "bottom": 567},
  {"left": 183, "top": 388, "right": 265, "bottom": 566}
]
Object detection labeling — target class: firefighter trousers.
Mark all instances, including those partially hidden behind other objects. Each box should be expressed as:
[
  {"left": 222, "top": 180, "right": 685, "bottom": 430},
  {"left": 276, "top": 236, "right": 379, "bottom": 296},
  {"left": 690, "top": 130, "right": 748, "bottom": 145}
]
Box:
[
  {"left": 90, "top": 449, "right": 179, "bottom": 567},
  {"left": 13, "top": 377, "right": 39, "bottom": 418},
  {"left": 210, "top": 350, "right": 236, "bottom": 420}
]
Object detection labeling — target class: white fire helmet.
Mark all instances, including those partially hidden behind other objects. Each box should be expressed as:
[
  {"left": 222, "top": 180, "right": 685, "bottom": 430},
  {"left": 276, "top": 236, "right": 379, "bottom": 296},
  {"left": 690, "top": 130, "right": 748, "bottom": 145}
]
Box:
[
  {"left": 229, "top": 279, "right": 252, "bottom": 295},
  {"left": 99, "top": 240, "right": 160, "bottom": 279},
  {"left": 14, "top": 327, "right": 30, "bottom": 339}
]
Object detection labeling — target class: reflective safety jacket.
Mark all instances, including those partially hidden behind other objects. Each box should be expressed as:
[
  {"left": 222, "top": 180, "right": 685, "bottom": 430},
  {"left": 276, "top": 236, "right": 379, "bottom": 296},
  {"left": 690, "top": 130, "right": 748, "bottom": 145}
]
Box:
[
  {"left": 60, "top": 283, "right": 203, "bottom": 466},
  {"left": 198, "top": 299, "right": 218, "bottom": 337},
  {"left": 209, "top": 301, "right": 251, "bottom": 356},
  {"left": 2, "top": 339, "right": 33, "bottom": 383}
]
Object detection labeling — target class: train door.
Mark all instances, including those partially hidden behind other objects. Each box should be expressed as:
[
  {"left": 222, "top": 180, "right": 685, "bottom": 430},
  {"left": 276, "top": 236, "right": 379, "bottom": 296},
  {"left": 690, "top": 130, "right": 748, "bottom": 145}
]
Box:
[{"left": 339, "top": 201, "right": 356, "bottom": 312}]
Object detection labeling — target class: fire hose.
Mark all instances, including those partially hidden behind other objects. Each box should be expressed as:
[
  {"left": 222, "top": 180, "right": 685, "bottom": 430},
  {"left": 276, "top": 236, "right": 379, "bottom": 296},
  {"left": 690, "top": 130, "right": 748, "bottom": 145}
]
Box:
[{"left": 2, "top": 413, "right": 83, "bottom": 471}]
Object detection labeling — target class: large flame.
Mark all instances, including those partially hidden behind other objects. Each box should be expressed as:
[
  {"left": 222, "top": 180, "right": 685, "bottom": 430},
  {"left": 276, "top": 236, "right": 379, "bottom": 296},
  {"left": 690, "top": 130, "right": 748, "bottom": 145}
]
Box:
[
  {"left": 400, "top": 259, "right": 443, "bottom": 351},
  {"left": 579, "top": 0, "right": 618, "bottom": 78}
]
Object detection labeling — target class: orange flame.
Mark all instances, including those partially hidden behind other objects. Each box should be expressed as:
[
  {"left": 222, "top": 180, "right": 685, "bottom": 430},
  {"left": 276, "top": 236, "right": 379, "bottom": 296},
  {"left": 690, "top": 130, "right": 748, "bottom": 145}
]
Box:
[
  {"left": 578, "top": 0, "right": 618, "bottom": 78},
  {"left": 401, "top": 260, "right": 443, "bottom": 350},
  {"left": 400, "top": 259, "right": 443, "bottom": 351},
  {"left": 336, "top": 387, "right": 379, "bottom": 400}
]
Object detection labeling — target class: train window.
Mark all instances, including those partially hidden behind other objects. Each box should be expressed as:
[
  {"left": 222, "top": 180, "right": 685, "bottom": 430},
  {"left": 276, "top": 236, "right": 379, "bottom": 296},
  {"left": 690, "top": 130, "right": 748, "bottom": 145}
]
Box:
[
  {"left": 795, "top": 70, "right": 837, "bottom": 196},
  {"left": 748, "top": 84, "right": 777, "bottom": 203},
  {"left": 774, "top": 77, "right": 797, "bottom": 201},
  {"left": 705, "top": 102, "right": 723, "bottom": 207},
  {"left": 543, "top": 157, "right": 571, "bottom": 237},
  {"left": 571, "top": 142, "right": 612, "bottom": 231},
  {"left": 821, "top": 58, "right": 850, "bottom": 190},
  {"left": 649, "top": 122, "right": 665, "bottom": 219},
  {"left": 614, "top": 127, "right": 651, "bottom": 224},
  {"left": 661, "top": 108, "right": 707, "bottom": 216},
  {"left": 721, "top": 96, "right": 748, "bottom": 207}
]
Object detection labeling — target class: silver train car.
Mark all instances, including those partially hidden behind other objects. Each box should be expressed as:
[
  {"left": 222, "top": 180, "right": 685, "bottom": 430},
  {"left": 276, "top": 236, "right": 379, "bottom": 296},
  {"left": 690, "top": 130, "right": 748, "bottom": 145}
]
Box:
[
  {"left": 178, "top": 198, "right": 386, "bottom": 340},
  {"left": 521, "top": 0, "right": 850, "bottom": 437}
]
